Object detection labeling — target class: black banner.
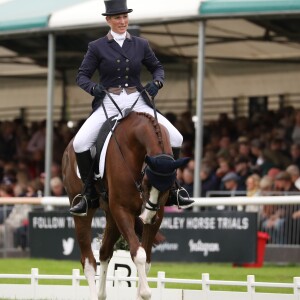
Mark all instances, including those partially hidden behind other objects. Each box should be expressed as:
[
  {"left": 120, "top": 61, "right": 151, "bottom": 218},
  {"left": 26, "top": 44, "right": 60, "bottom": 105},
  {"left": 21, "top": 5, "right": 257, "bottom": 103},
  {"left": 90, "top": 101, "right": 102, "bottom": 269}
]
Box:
[{"left": 29, "top": 211, "right": 256, "bottom": 263}]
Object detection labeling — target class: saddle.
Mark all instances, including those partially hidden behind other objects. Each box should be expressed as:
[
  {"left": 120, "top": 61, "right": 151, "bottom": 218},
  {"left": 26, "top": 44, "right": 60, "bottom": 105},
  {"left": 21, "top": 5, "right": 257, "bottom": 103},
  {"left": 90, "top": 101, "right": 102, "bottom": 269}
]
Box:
[{"left": 91, "top": 108, "right": 133, "bottom": 199}]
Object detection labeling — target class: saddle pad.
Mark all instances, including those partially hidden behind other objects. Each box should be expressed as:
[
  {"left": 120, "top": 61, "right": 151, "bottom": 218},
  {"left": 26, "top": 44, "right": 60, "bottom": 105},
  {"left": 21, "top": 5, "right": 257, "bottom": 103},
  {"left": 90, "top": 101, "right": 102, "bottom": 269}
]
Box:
[{"left": 76, "top": 108, "right": 132, "bottom": 179}]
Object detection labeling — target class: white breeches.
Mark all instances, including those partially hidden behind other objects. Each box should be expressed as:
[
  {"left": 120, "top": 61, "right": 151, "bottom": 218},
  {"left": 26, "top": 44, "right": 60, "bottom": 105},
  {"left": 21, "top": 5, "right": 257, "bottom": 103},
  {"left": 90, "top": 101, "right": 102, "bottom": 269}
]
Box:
[{"left": 73, "top": 90, "right": 183, "bottom": 153}]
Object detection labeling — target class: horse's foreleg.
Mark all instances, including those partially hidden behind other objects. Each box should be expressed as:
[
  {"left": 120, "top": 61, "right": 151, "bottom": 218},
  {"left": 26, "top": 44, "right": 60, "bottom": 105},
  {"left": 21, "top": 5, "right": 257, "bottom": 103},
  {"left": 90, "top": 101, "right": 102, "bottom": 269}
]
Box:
[
  {"left": 74, "top": 210, "right": 98, "bottom": 300},
  {"left": 139, "top": 188, "right": 159, "bottom": 224},
  {"left": 111, "top": 207, "right": 151, "bottom": 300},
  {"left": 99, "top": 210, "right": 121, "bottom": 300},
  {"left": 134, "top": 246, "right": 151, "bottom": 300}
]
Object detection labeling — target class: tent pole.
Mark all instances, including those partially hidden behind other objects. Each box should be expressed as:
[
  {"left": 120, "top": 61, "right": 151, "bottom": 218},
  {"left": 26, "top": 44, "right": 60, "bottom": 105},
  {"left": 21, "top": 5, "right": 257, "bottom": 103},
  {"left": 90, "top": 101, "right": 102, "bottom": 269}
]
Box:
[
  {"left": 193, "top": 20, "right": 206, "bottom": 206},
  {"left": 44, "top": 32, "right": 55, "bottom": 196}
]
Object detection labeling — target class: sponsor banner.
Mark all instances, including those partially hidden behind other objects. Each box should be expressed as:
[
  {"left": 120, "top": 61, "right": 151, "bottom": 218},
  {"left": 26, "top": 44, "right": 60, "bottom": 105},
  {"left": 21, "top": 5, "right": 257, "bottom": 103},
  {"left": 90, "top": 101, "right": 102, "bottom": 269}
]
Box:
[
  {"left": 152, "top": 211, "right": 257, "bottom": 263},
  {"left": 29, "top": 211, "right": 106, "bottom": 260},
  {"left": 29, "top": 211, "right": 256, "bottom": 263}
]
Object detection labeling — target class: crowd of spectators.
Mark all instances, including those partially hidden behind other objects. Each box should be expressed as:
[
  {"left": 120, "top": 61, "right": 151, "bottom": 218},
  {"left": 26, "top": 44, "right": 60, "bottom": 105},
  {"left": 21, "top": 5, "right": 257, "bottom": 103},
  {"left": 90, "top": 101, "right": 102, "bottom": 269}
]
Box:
[
  {"left": 1, "top": 106, "right": 300, "bottom": 248},
  {"left": 173, "top": 107, "right": 300, "bottom": 244}
]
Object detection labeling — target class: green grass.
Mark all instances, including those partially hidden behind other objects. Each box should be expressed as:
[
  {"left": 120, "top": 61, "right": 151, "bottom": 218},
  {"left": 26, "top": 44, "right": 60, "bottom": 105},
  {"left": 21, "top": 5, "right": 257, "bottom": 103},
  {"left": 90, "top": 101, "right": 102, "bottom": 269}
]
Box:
[{"left": 0, "top": 258, "right": 299, "bottom": 294}]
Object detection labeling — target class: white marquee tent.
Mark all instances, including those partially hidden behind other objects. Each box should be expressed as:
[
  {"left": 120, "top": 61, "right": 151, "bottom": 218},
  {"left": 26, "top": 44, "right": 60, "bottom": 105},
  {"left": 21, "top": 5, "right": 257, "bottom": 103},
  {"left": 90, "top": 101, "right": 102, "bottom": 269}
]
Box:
[{"left": 1, "top": 0, "right": 300, "bottom": 196}]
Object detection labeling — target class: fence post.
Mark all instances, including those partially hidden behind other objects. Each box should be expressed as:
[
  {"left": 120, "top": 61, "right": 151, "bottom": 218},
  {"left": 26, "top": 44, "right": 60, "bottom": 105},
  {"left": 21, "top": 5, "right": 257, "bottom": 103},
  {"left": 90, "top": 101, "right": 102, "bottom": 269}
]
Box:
[
  {"left": 157, "top": 271, "right": 165, "bottom": 300},
  {"left": 72, "top": 269, "right": 80, "bottom": 300},
  {"left": 294, "top": 277, "right": 300, "bottom": 300},
  {"left": 31, "top": 268, "right": 39, "bottom": 300},
  {"left": 247, "top": 275, "right": 255, "bottom": 300},
  {"left": 202, "top": 273, "right": 210, "bottom": 300}
]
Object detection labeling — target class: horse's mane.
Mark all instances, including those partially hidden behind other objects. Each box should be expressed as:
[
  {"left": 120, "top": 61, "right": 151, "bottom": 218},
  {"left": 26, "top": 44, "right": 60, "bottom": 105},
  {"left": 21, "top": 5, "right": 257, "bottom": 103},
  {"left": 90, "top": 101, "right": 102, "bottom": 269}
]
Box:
[{"left": 135, "top": 112, "right": 164, "bottom": 150}]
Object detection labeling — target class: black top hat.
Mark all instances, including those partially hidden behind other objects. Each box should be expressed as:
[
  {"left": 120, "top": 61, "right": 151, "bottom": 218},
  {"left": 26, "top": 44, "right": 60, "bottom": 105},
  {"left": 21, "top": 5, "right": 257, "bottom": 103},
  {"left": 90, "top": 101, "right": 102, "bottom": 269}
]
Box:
[{"left": 102, "top": 0, "right": 133, "bottom": 16}]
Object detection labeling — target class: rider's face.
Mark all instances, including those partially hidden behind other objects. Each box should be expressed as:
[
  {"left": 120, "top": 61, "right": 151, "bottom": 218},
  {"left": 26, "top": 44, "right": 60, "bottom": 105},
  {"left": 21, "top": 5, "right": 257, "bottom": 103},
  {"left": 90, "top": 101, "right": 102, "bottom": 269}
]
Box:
[{"left": 106, "top": 14, "right": 129, "bottom": 34}]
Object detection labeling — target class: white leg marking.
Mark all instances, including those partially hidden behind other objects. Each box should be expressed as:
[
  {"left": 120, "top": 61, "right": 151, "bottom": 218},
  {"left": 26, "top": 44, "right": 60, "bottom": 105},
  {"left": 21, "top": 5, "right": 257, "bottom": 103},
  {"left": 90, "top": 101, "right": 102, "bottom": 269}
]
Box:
[
  {"left": 98, "top": 259, "right": 109, "bottom": 300},
  {"left": 84, "top": 258, "right": 98, "bottom": 300},
  {"left": 139, "top": 187, "right": 159, "bottom": 224},
  {"left": 134, "top": 247, "right": 151, "bottom": 300}
]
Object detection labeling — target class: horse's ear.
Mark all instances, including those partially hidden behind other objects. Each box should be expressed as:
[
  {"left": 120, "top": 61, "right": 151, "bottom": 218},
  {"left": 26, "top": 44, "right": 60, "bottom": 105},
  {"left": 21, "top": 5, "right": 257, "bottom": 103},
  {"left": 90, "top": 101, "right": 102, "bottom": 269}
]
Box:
[{"left": 173, "top": 157, "right": 190, "bottom": 169}]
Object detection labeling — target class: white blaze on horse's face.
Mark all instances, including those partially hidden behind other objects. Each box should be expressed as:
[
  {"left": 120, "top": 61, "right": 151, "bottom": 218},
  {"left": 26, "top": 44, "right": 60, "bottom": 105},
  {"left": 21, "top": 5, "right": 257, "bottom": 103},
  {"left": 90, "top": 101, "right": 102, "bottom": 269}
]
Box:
[{"left": 139, "top": 187, "right": 159, "bottom": 224}]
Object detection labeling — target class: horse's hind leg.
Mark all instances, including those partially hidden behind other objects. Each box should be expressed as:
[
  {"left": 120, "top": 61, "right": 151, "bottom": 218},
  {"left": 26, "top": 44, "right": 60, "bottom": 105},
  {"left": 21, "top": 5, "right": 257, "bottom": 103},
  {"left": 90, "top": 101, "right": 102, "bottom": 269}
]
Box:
[
  {"left": 73, "top": 209, "right": 98, "bottom": 300},
  {"left": 98, "top": 210, "right": 121, "bottom": 300}
]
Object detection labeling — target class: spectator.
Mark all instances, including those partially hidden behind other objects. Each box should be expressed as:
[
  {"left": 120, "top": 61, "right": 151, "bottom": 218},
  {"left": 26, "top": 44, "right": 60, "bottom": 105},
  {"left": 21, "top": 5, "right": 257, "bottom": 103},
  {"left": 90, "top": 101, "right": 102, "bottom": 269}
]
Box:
[
  {"left": 267, "top": 167, "right": 281, "bottom": 181},
  {"left": 0, "top": 121, "right": 17, "bottom": 162},
  {"left": 250, "top": 138, "right": 274, "bottom": 175},
  {"left": 220, "top": 171, "right": 246, "bottom": 211},
  {"left": 234, "top": 156, "right": 252, "bottom": 190},
  {"left": 286, "top": 164, "right": 300, "bottom": 190},
  {"left": 50, "top": 176, "right": 67, "bottom": 197},
  {"left": 215, "top": 157, "right": 234, "bottom": 185},
  {"left": 291, "top": 110, "right": 300, "bottom": 144},
  {"left": 261, "top": 171, "right": 299, "bottom": 243},
  {"left": 264, "top": 138, "right": 291, "bottom": 169},
  {"left": 200, "top": 164, "right": 219, "bottom": 197},
  {"left": 289, "top": 143, "right": 300, "bottom": 168}
]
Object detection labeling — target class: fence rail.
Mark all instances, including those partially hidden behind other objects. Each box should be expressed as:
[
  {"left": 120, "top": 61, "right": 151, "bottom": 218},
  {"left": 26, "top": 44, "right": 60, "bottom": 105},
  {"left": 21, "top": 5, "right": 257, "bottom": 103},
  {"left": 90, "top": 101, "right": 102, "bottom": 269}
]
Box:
[{"left": 0, "top": 268, "right": 299, "bottom": 300}]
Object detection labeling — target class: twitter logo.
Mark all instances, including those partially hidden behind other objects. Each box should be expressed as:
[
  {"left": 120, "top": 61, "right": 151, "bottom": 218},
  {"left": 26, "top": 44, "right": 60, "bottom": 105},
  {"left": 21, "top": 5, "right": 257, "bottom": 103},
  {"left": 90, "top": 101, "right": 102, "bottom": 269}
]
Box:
[{"left": 62, "top": 238, "right": 75, "bottom": 255}]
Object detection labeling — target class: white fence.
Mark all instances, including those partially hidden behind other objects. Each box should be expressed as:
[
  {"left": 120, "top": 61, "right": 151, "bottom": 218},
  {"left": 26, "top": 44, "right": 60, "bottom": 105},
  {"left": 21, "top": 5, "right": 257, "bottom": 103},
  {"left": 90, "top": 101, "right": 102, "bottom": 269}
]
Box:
[
  {"left": 0, "top": 268, "right": 299, "bottom": 300},
  {"left": 1, "top": 195, "right": 300, "bottom": 206}
]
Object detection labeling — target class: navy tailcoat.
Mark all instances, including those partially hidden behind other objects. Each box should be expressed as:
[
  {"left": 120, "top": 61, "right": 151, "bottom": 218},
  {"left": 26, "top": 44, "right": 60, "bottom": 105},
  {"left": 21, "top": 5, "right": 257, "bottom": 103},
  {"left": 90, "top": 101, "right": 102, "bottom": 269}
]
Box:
[{"left": 76, "top": 32, "right": 165, "bottom": 111}]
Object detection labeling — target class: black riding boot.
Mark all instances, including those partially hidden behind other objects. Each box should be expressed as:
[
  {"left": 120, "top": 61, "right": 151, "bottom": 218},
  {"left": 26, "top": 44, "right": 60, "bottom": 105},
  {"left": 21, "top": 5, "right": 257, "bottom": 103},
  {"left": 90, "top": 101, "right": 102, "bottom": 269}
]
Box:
[
  {"left": 165, "top": 147, "right": 194, "bottom": 209},
  {"left": 69, "top": 150, "right": 99, "bottom": 216}
]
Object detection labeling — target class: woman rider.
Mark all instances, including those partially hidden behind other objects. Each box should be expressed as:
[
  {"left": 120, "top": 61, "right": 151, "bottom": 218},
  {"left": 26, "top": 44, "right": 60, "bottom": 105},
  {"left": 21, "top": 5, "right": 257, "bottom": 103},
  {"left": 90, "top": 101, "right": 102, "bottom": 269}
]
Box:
[{"left": 70, "top": 0, "right": 194, "bottom": 216}]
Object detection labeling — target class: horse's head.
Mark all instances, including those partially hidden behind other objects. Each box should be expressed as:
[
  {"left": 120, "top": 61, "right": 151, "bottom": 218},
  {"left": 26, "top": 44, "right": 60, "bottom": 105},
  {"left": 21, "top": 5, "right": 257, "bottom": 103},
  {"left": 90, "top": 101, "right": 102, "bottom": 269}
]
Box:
[
  {"left": 140, "top": 154, "right": 190, "bottom": 224},
  {"left": 145, "top": 154, "right": 190, "bottom": 192}
]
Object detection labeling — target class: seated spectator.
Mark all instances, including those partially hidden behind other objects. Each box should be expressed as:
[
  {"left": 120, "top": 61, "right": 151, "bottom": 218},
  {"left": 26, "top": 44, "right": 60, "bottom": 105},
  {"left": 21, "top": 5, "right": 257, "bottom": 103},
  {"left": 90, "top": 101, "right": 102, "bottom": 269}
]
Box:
[
  {"left": 291, "top": 109, "right": 300, "bottom": 144},
  {"left": 220, "top": 172, "right": 246, "bottom": 210},
  {"left": 234, "top": 156, "right": 252, "bottom": 190},
  {"left": 286, "top": 164, "right": 300, "bottom": 190},
  {"left": 290, "top": 143, "right": 300, "bottom": 168},
  {"left": 264, "top": 138, "right": 291, "bottom": 170},
  {"left": 246, "top": 173, "right": 261, "bottom": 197},
  {"left": 250, "top": 139, "right": 274, "bottom": 175},
  {"left": 50, "top": 176, "right": 67, "bottom": 197},
  {"left": 0, "top": 184, "right": 14, "bottom": 224},
  {"left": 0, "top": 203, "right": 32, "bottom": 249},
  {"left": 261, "top": 171, "right": 299, "bottom": 244},
  {"left": 267, "top": 167, "right": 281, "bottom": 181},
  {"left": 200, "top": 164, "right": 219, "bottom": 197},
  {"left": 215, "top": 157, "right": 234, "bottom": 189}
]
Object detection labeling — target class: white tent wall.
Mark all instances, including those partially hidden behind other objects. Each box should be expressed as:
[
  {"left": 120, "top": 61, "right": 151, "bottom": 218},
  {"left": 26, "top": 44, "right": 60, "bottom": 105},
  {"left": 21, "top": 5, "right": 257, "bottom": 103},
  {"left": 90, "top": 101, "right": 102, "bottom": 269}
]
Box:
[
  {"left": 203, "top": 61, "right": 300, "bottom": 121},
  {"left": 0, "top": 76, "right": 63, "bottom": 122},
  {"left": 1, "top": 60, "right": 300, "bottom": 123}
]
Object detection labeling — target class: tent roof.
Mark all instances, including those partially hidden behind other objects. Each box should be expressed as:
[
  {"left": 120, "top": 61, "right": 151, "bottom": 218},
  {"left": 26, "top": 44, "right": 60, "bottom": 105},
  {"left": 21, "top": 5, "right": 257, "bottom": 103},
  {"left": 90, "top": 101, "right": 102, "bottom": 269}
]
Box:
[
  {"left": 0, "top": 0, "right": 88, "bottom": 32},
  {"left": 49, "top": 0, "right": 200, "bottom": 29},
  {"left": 200, "top": 0, "right": 300, "bottom": 18},
  {"left": 1, "top": 0, "right": 300, "bottom": 75}
]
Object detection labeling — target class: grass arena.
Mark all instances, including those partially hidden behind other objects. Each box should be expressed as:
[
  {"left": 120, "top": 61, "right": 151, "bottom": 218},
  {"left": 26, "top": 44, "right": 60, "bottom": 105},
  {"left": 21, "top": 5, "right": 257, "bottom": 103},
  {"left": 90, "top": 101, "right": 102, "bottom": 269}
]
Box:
[{"left": 0, "top": 258, "right": 300, "bottom": 299}]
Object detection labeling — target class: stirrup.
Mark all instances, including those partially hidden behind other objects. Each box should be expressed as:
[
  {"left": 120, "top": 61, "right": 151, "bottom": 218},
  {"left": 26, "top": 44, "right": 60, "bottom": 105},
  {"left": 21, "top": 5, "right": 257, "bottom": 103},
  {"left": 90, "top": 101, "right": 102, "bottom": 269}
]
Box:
[
  {"left": 175, "top": 187, "right": 194, "bottom": 209},
  {"left": 70, "top": 194, "right": 88, "bottom": 217}
]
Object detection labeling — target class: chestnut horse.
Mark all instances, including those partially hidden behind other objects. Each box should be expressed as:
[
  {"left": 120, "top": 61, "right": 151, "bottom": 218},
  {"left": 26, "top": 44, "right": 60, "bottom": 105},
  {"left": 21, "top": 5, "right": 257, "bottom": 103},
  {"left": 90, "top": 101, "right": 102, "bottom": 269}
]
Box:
[{"left": 62, "top": 111, "right": 188, "bottom": 300}]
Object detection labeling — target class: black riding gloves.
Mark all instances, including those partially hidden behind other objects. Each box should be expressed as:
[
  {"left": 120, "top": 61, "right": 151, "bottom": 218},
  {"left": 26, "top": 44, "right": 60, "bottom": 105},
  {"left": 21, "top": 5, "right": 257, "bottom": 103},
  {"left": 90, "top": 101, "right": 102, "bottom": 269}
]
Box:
[
  {"left": 145, "top": 80, "right": 162, "bottom": 97},
  {"left": 92, "top": 83, "right": 105, "bottom": 98}
]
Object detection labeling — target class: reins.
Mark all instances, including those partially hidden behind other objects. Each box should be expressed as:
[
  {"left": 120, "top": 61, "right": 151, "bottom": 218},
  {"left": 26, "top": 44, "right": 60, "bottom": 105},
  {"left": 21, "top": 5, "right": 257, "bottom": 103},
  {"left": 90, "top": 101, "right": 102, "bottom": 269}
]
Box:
[{"left": 101, "top": 89, "right": 149, "bottom": 195}]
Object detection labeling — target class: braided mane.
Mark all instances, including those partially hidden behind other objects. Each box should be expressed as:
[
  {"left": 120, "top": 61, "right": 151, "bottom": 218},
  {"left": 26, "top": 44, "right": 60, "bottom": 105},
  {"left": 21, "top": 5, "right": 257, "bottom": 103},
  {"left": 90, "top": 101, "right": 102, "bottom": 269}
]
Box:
[{"left": 136, "top": 112, "right": 164, "bottom": 150}]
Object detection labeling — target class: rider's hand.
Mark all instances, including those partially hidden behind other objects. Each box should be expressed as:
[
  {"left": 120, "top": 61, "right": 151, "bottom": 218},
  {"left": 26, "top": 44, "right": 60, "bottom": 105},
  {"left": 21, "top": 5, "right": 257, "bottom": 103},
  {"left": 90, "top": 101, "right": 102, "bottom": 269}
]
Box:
[
  {"left": 145, "top": 80, "right": 162, "bottom": 97},
  {"left": 92, "top": 83, "right": 105, "bottom": 98}
]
